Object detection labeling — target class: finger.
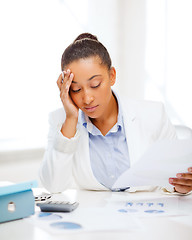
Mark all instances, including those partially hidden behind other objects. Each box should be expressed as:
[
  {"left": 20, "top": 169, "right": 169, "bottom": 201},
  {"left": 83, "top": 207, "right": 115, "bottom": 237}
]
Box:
[
  {"left": 174, "top": 184, "right": 192, "bottom": 194},
  {"left": 68, "top": 72, "right": 74, "bottom": 85},
  {"left": 60, "top": 69, "right": 71, "bottom": 87},
  {"left": 61, "top": 70, "right": 68, "bottom": 85},
  {"left": 176, "top": 172, "right": 192, "bottom": 180},
  {"left": 169, "top": 177, "right": 192, "bottom": 187},
  {"left": 63, "top": 73, "right": 74, "bottom": 97},
  {"left": 61, "top": 71, "right": 65, "bottom": 82},
  {"left": 61, "top": 71, "right": 73, "bottom": 92},
  {"left": 65, "top": 69, "right": 71, "bottom": 81},
  {"left": 57, "top": 73, "right": 64, "bottom": 91},
  {"left": 58, "top": 70, "right": 69, "bottom": 92},
  {"left": 60, "top": 72, "right": 74, "bottom": 101}
]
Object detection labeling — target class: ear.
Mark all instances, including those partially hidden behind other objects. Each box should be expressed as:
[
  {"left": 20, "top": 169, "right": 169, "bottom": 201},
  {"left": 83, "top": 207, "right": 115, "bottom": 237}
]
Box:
[{"left": 109, "top": 67, "right": 116, "bottom": 86}]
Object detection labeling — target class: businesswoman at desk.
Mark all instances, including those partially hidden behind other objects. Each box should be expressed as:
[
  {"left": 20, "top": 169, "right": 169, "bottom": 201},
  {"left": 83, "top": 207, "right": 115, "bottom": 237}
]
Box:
[{"left": 39, "top": 33, "right": 192, "bottom": 195}]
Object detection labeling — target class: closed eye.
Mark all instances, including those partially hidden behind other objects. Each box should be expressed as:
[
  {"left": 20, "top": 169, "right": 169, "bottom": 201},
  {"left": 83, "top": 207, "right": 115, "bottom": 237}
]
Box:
[
  {"left": 91, "top": 83, "right": 101, "bottom": 88},
  {"left": 71, "top": 83, "right": 101, "bottom": 92},
  {"left": 71, "top": 88, "right": 81, "bottom": 93}
]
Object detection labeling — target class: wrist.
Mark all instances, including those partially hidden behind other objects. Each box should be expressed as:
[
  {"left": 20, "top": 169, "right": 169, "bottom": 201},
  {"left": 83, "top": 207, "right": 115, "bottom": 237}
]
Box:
[
  {"left": 61, "top": 117, "right": 78, "bottom": 139},
  {"left": 65, "top": 116, "right": 78, "bottom": 124}
]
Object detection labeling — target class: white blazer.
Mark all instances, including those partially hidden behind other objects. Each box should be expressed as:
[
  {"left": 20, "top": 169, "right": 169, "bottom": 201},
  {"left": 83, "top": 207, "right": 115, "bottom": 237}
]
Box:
[{"left": 39, "top": 95, "right": 177, "bottom": 193}]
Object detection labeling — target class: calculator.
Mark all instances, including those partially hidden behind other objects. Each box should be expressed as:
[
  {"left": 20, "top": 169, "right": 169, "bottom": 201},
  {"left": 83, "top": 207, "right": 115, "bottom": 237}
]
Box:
[{"left": 36, "top": 200, "right": 79, "bottom": 212}]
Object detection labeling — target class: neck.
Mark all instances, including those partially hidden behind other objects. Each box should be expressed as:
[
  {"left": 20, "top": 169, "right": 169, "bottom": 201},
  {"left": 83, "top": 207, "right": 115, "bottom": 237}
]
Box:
[{"left": 90, "top": 92, "right": 118, "bottom": 135}]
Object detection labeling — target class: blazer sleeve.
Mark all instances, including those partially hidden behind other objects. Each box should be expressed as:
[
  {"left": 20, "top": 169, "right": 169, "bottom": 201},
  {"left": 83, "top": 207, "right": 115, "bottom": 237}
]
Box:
[{"left": 39, "top": 109, "right": 81, "bottom": 193}]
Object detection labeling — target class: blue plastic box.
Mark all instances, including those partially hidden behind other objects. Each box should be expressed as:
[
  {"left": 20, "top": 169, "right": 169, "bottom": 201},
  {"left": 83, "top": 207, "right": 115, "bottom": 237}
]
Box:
[{"left": 0, "top": 180, "right": 37, "bottom": 223}]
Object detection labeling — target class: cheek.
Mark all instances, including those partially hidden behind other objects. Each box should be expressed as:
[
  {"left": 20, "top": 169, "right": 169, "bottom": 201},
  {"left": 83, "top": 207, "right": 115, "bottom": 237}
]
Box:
[
  {"left": 99, "top": 82, "right": 112, "bottom": 96},
  {"left": 70, "top": 94, "right": 81, "bottom": 107}
]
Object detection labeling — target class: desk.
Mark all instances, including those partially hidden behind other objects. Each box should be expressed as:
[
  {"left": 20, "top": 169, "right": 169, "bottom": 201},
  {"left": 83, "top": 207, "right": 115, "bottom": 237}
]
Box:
[{"left": 1, "top": 189, "right": 192, "bottom": 240}]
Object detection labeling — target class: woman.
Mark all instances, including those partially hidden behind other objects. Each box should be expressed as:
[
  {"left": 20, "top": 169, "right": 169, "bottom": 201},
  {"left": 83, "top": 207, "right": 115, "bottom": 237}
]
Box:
[{"left": 39, "top": 33, "right": 192, "bottom": 194}]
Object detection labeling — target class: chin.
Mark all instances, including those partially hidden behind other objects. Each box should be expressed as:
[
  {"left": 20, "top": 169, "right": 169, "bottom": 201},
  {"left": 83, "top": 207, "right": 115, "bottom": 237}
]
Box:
[
  {"left": 84, "top": 110, "right": 102, "bottom": 119},
  {"left": 86, "top": 112, "right": 99, "bottom": 119}
]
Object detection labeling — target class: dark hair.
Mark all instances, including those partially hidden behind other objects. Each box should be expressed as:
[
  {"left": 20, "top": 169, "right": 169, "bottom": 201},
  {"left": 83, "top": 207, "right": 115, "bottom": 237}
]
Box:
[{"left": 61, "top": 33, "right": 112, "bottom": 70}]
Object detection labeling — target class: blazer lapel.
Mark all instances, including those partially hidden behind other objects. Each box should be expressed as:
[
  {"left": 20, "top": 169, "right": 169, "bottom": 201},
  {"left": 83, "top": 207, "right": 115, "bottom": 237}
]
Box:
[{"left": 120, "top": 99, "right": 143, "bottom": 166}]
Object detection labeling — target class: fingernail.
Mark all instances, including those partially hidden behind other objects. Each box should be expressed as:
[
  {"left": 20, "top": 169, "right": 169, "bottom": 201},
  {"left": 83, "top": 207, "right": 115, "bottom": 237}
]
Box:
[
  {"left": 169, "top": 178, "right": 173, "bottom": 183},
  {"left": 188, "top": 167, "right": 192, "bottom": 172},
  {"left": 177, "top": 173, "right": 182, "bottom": 178},
  {"left": 70, "top": 73, "right": 74, "bottom": 79}
]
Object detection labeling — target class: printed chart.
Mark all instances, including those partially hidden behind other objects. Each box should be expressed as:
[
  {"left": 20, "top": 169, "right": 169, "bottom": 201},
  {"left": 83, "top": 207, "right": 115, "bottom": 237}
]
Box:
[
  {"left": 28, "top": 207, "right": 140, "bottom": 234},
  {"left": 106, "top": 194, "right": 184, "bottom": 217}
]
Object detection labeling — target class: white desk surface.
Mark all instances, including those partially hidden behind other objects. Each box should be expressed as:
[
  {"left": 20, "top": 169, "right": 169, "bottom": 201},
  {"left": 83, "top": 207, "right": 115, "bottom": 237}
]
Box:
[{"left": 1, "top": 189, "right": 192, "bottom": 240}]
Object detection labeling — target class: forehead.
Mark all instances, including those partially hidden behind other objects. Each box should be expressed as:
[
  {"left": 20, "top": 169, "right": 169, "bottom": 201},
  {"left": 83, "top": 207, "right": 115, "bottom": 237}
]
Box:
[{"left": 66, "top": 57, "right": 108, "bottom": 81}]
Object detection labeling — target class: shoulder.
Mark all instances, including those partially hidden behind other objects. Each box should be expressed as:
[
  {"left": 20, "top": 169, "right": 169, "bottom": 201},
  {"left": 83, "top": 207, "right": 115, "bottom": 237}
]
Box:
[
  {"left": 119, "top": 94, "right": 164, "bottom": 115},
  {"left": 118, "top": 94, "right": 167, "bottom": 130}
]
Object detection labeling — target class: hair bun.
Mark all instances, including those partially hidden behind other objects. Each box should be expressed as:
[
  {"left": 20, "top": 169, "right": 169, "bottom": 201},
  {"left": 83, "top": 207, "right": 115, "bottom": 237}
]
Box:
[{"left": 73, "top": 33, "right": 98, "bottom": 43}]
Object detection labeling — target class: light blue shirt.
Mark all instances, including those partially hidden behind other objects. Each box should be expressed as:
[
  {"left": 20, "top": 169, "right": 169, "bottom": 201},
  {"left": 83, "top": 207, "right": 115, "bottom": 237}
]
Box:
[{"left": 80, "top": 92, "right": 130, "bottom": 190}]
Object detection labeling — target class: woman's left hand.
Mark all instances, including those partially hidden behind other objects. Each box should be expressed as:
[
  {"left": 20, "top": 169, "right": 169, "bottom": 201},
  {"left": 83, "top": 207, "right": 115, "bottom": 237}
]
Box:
[{"left": 169, "top": 167, "right": 192, "bottom": 194}]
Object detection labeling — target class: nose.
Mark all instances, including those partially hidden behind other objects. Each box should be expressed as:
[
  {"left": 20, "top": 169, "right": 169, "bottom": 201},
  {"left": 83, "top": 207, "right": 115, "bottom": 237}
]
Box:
[{"left": 83, "top": 90, "right": 94, "bottom": 105}]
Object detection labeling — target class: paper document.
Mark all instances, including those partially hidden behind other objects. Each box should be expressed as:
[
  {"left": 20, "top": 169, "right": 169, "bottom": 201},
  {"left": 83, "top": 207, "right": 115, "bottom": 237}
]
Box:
[
  {"left": 29, "top": 207, "right": 141, "bottom": 234},
  {"left": 113, "top": 139, "right": 192, "bottom": 189},
  {"left": 106, "top": 195, "right": 182, "bottom": 217}
]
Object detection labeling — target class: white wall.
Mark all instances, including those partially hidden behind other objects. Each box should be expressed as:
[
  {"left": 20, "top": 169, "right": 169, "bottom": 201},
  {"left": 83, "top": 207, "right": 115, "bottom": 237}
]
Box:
[
  {"left": 86, "top": 0, "right": 147, "bottom": 99},
  {"left": 116, "top": 0, "right": 146, "bottom": 98},
  {"left": 1, "top": 0, "right": 192, "bottom": 183},
  {"left": 0, "top": 149, "right": 44, "bottom": 184}
]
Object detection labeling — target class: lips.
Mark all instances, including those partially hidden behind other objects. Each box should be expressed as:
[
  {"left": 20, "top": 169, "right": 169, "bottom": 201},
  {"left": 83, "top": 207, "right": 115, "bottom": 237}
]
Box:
[{"left": 84, "top": 105, "right": 99, "bottom": 113}]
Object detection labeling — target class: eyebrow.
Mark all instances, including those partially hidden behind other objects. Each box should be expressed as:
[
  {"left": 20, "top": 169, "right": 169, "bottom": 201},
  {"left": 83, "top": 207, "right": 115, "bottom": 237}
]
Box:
[{"left": 72, "top": 75, "right": 102, "bottom": 84}]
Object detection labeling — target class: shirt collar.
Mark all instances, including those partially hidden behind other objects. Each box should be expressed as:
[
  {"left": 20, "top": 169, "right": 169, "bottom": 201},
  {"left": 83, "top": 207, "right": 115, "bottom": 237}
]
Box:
[{"left": 80, "top": 90, "right": 124, "bottom": 135}]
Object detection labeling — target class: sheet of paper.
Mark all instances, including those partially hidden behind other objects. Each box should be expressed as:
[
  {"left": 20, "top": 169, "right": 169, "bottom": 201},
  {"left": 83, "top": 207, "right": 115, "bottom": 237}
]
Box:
[
  {"left": 105, "top": 193, "right": 186, "bottom": 217},
  {"left": 28, "top": 207, "right": 141, "bottom": 234},
  {"left": 113, "top": 139, "right": 192, "bottom": 189}
]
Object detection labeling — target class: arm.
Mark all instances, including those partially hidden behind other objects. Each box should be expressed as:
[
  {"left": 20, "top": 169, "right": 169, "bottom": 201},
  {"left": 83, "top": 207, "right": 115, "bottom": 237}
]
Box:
[
  {"left": 39, "top": 70, "right": 80, "bottom": 193},
  {"left": 39, "top": 110, "right": 80, "bottom": 193}
]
